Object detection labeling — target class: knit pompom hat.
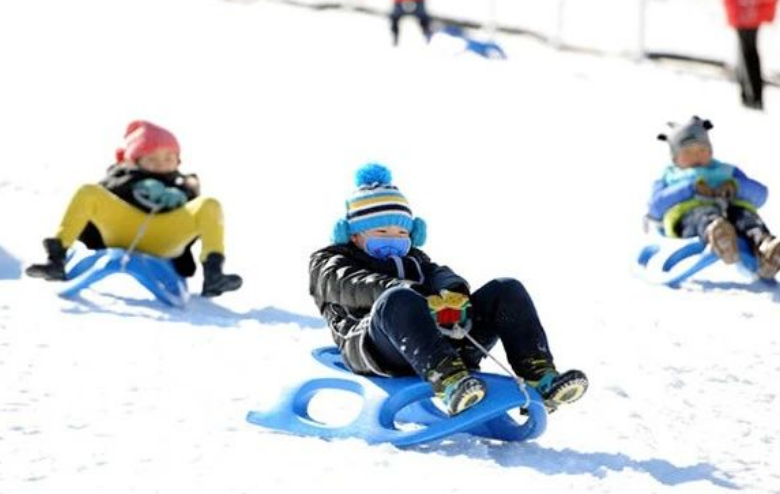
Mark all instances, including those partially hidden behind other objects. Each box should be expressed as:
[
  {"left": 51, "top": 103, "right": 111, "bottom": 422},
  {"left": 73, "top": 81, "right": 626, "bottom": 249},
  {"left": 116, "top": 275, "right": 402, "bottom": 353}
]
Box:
[
  {"left": 332, "top": 163, "right": 427, "bottom": 247},
  {"left": 657, "top": 116, "right": 713, "bottom": 159},
  {"left": 115, "top": 120, "right": 180, "bottom": 163}
]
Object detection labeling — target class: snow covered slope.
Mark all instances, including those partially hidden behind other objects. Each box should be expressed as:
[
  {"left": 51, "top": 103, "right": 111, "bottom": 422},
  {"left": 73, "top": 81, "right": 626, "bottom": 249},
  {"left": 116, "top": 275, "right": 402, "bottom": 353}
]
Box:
[{"left": 0, "top": 0, "right": 778, "bottom": 493}]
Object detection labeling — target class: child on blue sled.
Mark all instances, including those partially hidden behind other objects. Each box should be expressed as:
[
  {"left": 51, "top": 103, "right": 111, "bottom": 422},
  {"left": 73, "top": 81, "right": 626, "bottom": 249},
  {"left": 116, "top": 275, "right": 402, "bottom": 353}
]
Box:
[
  {"left": 309, "top": 163, "right": 588, "bottom": 416},
  {"left": 26, "top": 120, "right": 242, "bottom": 297},
  {"left": 647, "top": 116, "right": 780, "bottom": 280}
]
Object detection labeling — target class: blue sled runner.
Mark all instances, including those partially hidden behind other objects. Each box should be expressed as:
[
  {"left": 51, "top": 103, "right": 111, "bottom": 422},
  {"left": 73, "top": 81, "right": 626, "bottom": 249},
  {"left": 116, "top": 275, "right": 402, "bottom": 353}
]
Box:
[
  {"left": 246, "top": 347, "right": 548, "bottom": 447},
  {"left": 636, "top": 235, "right": 766, "bottom": 287},
  {"left": 59, "top": 247, "right": 189, "bottom": 307}
]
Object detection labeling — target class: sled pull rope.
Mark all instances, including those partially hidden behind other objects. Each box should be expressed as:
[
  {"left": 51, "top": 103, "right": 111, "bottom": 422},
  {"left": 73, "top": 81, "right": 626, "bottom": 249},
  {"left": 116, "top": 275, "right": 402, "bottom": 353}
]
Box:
[
  {"left": 122, "top": 205, "right": 163, "bottom": 270},
  {"left": 462, "top": 332, "right": 531, "bottom": 407}
]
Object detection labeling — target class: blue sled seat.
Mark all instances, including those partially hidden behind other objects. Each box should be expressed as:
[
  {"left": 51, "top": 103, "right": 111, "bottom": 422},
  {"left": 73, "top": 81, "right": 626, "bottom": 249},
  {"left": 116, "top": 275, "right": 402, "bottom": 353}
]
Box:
[
  {"left": 59, "top": 247, "right": 189, "bottom": 307},
  {"left": 246, "top": 347, "right": 547, "bottom": 447},
  {"left": 636, "top": 229, "right": 759, "bottom": 287}
]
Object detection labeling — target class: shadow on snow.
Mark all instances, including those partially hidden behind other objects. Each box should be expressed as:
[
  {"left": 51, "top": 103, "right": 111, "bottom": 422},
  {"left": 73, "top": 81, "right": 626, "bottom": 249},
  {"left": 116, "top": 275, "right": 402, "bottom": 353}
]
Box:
[
  {"left": 61, "top": 292, "right": 326, "bottom": 329},
  {"left": 418, "top": 438, "right": 738, "bottom": 489}
]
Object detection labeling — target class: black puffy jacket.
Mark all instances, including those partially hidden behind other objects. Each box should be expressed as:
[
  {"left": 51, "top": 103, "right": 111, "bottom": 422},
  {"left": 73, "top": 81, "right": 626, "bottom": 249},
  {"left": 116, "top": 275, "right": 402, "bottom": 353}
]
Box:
[
  {"left": 309, "top": 242, "right": 469, "bottom": 374},
  {"left": 99, "top": 164, "right": 200, "bottom": 213}
]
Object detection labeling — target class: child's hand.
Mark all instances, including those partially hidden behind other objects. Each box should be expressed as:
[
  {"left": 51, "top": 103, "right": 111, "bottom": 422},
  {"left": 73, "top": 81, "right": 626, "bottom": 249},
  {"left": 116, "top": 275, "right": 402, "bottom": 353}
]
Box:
[
  {"left": 715, "top": 180, "right": 738, "bottom": 200},
  {"left": 133, "top": 178, "right": 188, "bottom": 210},
  {"left": 133, "top": 178, "right": 166, "bottom": 207},
  {"left": 694, "top": 179, "right": 717, "bottom": 197},
  {"left": 157, "top": 188, "right": 188, "bottom": 208},
  {"left": 427, "top": 290, "right": 472, "bottom": 339}
]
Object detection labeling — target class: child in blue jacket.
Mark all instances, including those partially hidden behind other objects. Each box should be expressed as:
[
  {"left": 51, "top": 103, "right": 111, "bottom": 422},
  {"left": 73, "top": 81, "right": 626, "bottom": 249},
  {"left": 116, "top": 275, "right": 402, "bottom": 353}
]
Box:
[{"left": 647, "top": 116, "right": 780, "bottom": 279}]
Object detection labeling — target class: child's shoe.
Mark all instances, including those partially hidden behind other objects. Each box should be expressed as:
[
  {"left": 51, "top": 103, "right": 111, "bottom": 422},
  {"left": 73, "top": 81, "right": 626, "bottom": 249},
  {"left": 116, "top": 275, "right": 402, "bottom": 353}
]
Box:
[
  {"left": 757, "top": 236, "right": 780, "bottom": 280},
  {"left": 528, "top": 369, "right": 589, "bottom": 412},
  {"left": 201, "top": 253, "right": 242, "bottom": 297},
  {"left": 521, "top": 357, "right": 588, "bottom": 412},
  {"left": 436, "top": 371, "right": 486, "bottom": 416},
  {"left": 706, "top": 217, "right": 739, "bottom": 264},
  {"left": 25, "top": 238, "right": 67, "bottom": 281},
  {"left": 427, "top": 356, "right": 486, "bottom": 415}
]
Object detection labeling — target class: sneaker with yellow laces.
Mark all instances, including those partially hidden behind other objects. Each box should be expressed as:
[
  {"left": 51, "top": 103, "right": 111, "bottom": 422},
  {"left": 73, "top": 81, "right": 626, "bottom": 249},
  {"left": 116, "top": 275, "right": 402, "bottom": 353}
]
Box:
[
  {"left": 521, "top": 357, "right": 589, "bottom": 412},
  {"left": 427, "top": 356, "right": 487, "bottom": 416}
]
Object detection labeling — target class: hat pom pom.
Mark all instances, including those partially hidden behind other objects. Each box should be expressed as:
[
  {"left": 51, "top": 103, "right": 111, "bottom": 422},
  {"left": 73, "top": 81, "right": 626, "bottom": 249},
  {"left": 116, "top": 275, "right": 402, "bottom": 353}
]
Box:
[
  {"left": 125, "top": 120, "right": 147, "bottom": 137},
  {"left": 355, "top": 163, "right": 392, "bottom": 187},
  {"left": 411, "top": 217, "right": 427, "bottom": 247},
  {"left": 332, "top": 219, "right": 351, "bottom": 244}
]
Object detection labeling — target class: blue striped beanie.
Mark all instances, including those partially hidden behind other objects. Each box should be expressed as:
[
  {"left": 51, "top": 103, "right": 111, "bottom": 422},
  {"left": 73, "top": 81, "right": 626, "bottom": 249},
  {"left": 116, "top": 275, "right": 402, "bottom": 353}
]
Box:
[{"left": 332, "top": 163, "right": 427, "bottom": 246}]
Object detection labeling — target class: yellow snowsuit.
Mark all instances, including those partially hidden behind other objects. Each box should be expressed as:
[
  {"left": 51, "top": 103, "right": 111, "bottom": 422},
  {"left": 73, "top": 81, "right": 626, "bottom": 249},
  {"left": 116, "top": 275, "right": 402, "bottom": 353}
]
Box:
[{"left": 54, "top": 184, "right": 225, "bottom": 261}]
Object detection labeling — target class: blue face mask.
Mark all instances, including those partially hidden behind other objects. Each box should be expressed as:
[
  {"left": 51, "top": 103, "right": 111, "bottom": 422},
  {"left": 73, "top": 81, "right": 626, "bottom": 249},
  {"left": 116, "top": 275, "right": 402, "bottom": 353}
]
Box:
[{"left": 364, "top": 236, "right": 412, "bottom": 259}]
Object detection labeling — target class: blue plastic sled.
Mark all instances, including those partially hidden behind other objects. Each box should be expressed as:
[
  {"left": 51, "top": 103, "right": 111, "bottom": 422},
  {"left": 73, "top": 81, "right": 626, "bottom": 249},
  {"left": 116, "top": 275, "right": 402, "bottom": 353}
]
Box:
[
  {"left": 246, "top": 347, "right": 547, "bottom": 447},
  {"left": 59, "top": 247, "right": 189, "bottom": 307},
  {"left": 436, "top": 25, "right": 507, "bottom": 60},
  {"left": 636, "top": 235, "right": 759, "bottom": 287}
]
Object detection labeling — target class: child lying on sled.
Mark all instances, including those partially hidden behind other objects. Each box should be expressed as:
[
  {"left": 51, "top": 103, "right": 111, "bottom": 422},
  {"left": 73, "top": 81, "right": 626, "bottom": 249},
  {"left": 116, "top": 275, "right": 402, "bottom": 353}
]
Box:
[
  {"left": 646, "top": 115, "right": 780, "bottom": 280},
  {"left": 308, "top": 163, "right": 588, "bottom": 416},
  {"left": 26, "top": 120, "right": 242, "bottom": 297}
]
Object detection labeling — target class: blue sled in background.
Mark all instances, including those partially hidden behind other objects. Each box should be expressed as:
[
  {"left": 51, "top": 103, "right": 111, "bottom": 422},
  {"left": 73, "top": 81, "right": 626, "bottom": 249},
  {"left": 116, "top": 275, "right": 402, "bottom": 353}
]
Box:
[
  {"left": 59, "top": 247, "right": 189, "bottom": 308},
  {"left": 434, "top": 25, "right": 507, "bottom": 60},
  {"left": 636, "top": 234, "right": 764, "bottom": 287},
  {"left": 246, "top": 347, "right": 547, "bottom": 447}
]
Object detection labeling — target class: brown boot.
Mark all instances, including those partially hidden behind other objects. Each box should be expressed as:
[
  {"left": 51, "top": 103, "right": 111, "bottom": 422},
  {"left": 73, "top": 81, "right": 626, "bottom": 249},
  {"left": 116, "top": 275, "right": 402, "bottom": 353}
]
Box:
[
  {"left": 705, "top": 218, "right": 739, "bottom": 264},
  {"left": 757, "top": 236, "right": 780, "bottom": 280}
]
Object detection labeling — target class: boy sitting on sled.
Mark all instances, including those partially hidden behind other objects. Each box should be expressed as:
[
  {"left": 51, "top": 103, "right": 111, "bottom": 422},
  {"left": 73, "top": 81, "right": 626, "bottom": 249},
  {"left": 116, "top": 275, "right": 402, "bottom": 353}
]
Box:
[
  {"left": 647, "top": 116, "right": 780, "bottom": 280},
  {"left": 26, "top": 120, "right": 242, "bottom": 297},
  {"left": 309, "top": 163, "right": 588, "bottom": 416}
]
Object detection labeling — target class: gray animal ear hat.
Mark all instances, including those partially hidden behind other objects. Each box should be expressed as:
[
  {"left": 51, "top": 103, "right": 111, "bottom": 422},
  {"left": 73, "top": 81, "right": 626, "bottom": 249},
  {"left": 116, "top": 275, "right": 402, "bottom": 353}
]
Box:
[{"left": 657, "top": 116, "right": 713, "bottom": 158}]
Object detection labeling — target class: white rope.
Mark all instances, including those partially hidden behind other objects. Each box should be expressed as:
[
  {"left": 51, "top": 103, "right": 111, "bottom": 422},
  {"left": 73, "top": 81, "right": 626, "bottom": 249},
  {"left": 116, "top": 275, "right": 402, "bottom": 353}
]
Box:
[
  {"left": 121, "top": 204, "right": 162, "bottom": 270},
  {"left": 462, "top": 332, "right": 532, "bottom": 408}
]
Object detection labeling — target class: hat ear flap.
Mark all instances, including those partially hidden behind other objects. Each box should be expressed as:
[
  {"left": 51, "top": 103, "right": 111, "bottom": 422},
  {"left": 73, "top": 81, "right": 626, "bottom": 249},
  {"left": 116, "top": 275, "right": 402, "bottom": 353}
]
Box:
[
  {"left": 410, "top": 217, "right": 427, "bottom": 247},
  {"left": 332, "top": 219, "right": 351, "bottom": 244},
  {"left": 115, "top": 148, "right": 126, "bottom": 163},
  {"left": 657, "top": 133, "right": 668, "bottom": 142},
  {"left": 702, "top": 119, "right": 713, "bottom": 130}
]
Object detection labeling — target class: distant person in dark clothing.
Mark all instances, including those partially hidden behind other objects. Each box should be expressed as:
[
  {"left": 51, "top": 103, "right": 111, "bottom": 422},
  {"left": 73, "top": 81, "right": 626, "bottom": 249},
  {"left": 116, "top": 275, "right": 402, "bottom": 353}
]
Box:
[
  {"left": 723, "top": 0, "right": 778, "bottom": 110},
  {"left": 390, "top": 0, "right": 432, "bottom": 46}
]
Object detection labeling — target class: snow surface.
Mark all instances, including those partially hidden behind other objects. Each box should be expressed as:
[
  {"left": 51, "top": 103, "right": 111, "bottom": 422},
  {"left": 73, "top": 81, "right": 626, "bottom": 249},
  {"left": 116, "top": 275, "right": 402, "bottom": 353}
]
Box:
[{"left": 1, "top": 0, "right": 779, "bottom": 493}]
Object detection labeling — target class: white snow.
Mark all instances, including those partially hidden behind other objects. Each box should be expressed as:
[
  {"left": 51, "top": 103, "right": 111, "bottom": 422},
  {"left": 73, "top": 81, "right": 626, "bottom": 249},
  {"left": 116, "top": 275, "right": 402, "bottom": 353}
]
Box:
[{"left": 1, "top": 0, "right": 779, "bottom": 493}]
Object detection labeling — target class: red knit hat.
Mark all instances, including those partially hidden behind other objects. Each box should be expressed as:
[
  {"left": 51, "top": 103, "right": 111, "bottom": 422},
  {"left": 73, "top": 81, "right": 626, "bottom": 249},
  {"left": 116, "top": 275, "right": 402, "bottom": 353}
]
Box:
[{"left": 115, "top": 120, "right": 180, "bottom": 163}]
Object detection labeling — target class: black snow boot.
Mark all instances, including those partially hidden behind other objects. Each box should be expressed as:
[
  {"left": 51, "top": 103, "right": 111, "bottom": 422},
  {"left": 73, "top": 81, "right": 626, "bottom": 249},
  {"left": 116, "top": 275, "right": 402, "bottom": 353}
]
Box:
[
  {"left": 25, "top": 238, "right": 67, "bottom": 281},
  {"left": 201, "top": 253, "right": 242, "bottom": 297}
]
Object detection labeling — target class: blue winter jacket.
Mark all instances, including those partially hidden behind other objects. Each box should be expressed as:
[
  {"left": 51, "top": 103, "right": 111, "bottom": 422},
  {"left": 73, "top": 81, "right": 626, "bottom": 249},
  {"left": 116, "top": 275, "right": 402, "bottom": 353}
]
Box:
[{"left": 647, "top": 158, "right": 768, "bottom": 234}]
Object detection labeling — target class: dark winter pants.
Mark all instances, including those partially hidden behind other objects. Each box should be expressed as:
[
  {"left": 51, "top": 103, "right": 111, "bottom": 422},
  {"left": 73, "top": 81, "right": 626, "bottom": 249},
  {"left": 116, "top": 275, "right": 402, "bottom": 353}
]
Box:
[
  {"left": 735, "top": 28, "right": 764, "bottom": 110},
  {"left": 390, "top": 1, "right": 432, "bottom": 45},
  {"left": 677, "top": 204, "right": 770, "bottom": 247},
  {"left": 365, "top": 278, "right": 554, "bottom": 380}
]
